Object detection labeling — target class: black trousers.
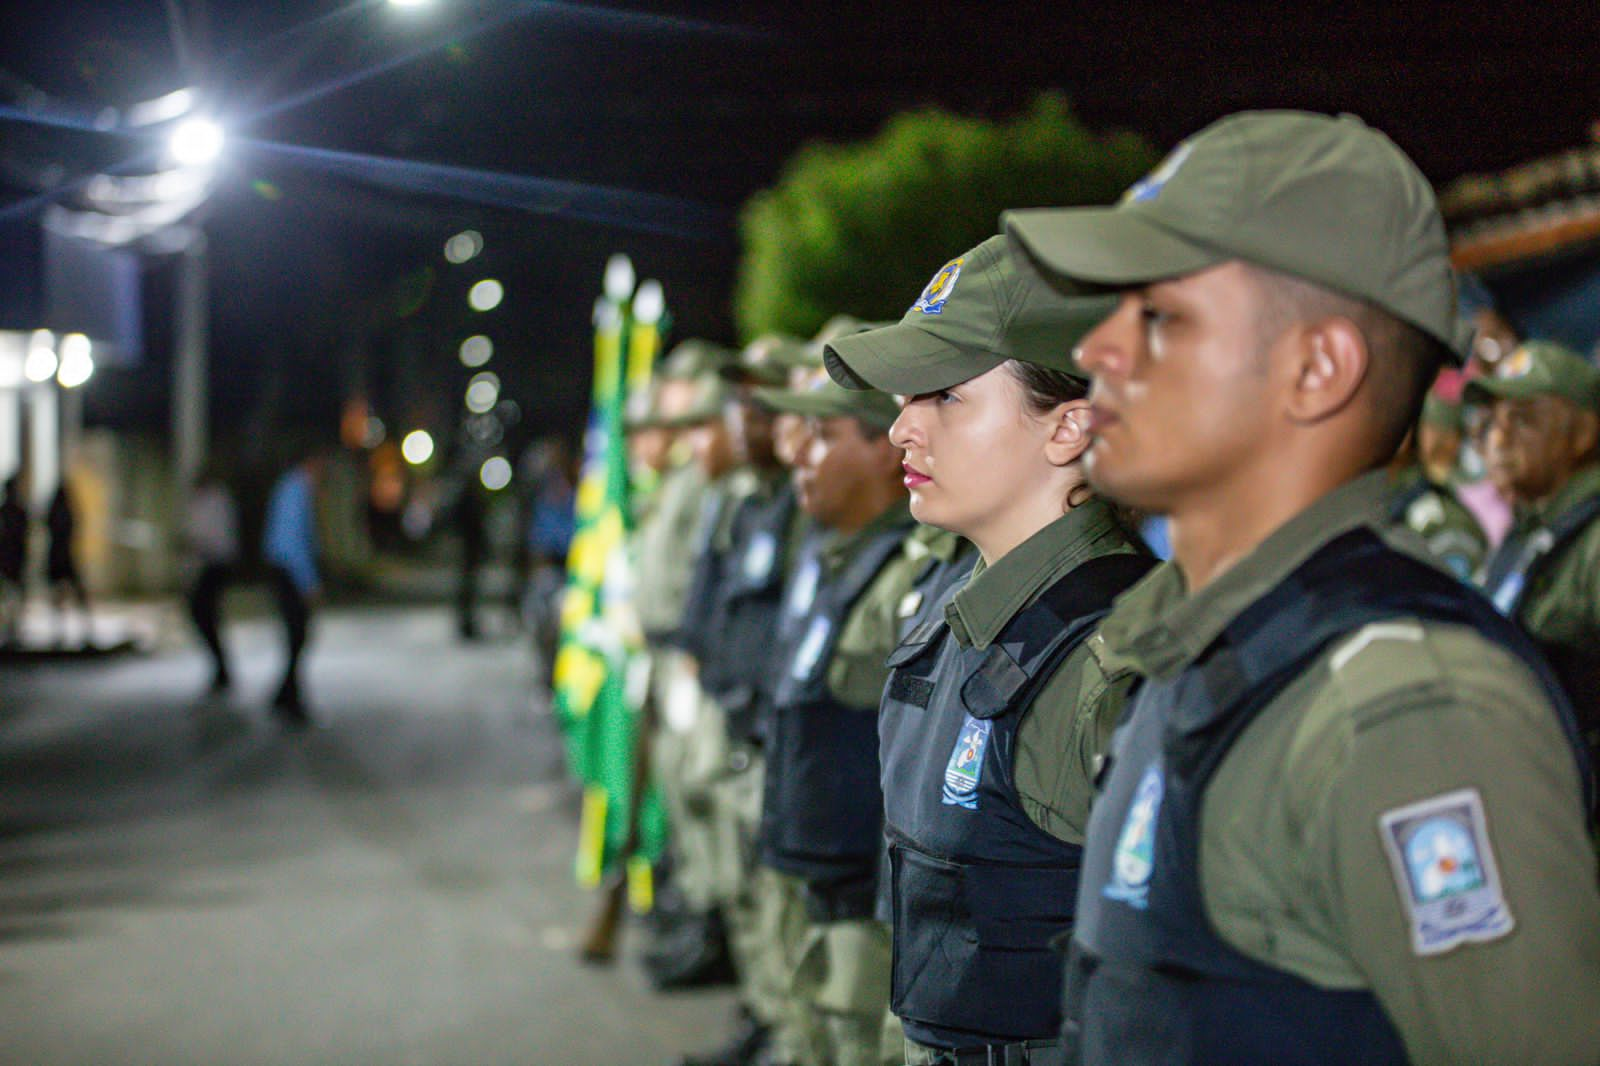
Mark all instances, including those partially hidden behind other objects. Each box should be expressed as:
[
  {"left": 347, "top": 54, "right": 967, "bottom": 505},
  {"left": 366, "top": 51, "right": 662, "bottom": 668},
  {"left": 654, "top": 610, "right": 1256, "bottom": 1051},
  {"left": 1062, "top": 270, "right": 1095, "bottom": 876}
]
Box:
[
  {"left": 269, "top": 567, "right": 311, "bottom": 706},
  {"left": 188, "top": 562, "right": 231, "bottom": 679}
]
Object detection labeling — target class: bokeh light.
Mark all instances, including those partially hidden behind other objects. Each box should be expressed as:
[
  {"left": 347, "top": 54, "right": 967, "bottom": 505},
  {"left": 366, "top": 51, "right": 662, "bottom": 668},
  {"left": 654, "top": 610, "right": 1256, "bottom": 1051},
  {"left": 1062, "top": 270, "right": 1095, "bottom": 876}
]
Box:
[
  {"left": 479, "top": 456, "right": 512, "bottom": 491},
  {"left": 401, "top": 429, "right": 435, "bottom": 465},
  {"left": 443, "top": 229, "right": 483, "bottom": 264},
  {"left": 465, "top": 371, "right": 500, "bottom": 414},
  {"left": 468, "top": 279, "right": 503, "bottom": 311},
  {"left": 459, "top": 334, "right": 493, "bottom": 367},
  {"left": 57, "top": 333, "right": 94, "bottom": 388}
]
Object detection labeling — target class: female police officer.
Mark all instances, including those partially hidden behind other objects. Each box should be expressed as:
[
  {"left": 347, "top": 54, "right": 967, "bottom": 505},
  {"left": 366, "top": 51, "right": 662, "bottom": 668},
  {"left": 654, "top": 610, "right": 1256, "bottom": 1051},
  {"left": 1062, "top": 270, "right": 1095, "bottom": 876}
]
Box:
[{"left": 823, "top": 235, "right": 1153, "bottom": 1066}]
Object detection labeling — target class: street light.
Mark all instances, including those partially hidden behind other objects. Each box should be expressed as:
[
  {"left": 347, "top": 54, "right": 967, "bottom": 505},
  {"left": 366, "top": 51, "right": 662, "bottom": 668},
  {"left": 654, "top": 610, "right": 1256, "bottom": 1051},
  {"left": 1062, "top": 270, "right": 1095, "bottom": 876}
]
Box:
[
  {"left": 401, "top": 429, "right": 435, "bottom": 465},
  {"left": 169, "top": 117, "right": 224, "bottom": 167},
  {"left": 24, "top": 331, "right": 58, "bottom": 384}
]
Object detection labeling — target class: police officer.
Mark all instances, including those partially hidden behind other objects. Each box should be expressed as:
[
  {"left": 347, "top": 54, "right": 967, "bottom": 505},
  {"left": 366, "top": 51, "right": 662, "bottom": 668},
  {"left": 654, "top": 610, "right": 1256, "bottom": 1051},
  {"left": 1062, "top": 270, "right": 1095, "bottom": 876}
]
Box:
[
  {"left": 751, "top": 375, "right": 919, "bottom": 1066},
  {"left": 1469, "top": 340, "right": 1600, "bottom": 767},
  {"left": 822, "top": 235, "right": 1153, "bottom": 1065},
  {"left": 677, "top": 335, "right": 817, "bottom": 1066},
  {"left": 636, "top": 340, "right": 741, "bottom": 989},
  {"left": 1004, "top": 110, "right": 1600, "bottom": 1065},
  {"left": 1384, "top": 400, "right": 1486, "bottom": 581}
]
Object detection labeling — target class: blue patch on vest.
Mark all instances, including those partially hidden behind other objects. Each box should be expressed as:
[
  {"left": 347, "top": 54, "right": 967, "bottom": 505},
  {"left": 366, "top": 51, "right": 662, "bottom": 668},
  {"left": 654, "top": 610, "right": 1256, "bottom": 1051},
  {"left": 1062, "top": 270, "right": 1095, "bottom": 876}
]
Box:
[
  {"left": 1103, "top": 763, "right": 1163, "bottom": 910},
  {"left": 742, "top": 531, "right": 777, "bottom": 583},
  {"left": 785, "top": 557, "right": 821, "bottom": 619},
  {"left": 1489, "top": 571, "right": 1524, "bottom": 615},
  {"left": 941, "top": 716, "right": 991, "bottom": 810}
]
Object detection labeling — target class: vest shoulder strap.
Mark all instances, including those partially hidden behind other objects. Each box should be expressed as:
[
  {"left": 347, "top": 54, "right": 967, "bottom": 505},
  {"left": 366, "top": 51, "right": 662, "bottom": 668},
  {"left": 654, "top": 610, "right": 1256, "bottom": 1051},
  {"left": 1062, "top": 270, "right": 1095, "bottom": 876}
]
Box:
[
  {"left": 1172, "top": 528, "right": 1593, "bottom": 814},
  {"left": 961, "top": 551, "right": 1157, "bottom": 721}
]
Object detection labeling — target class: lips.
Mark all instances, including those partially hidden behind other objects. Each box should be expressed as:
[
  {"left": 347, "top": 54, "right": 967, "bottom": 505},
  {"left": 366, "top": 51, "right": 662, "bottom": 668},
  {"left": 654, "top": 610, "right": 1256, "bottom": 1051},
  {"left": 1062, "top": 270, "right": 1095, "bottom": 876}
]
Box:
[{"left": 902, "top": 462, "right": 931, "bottom": 488}]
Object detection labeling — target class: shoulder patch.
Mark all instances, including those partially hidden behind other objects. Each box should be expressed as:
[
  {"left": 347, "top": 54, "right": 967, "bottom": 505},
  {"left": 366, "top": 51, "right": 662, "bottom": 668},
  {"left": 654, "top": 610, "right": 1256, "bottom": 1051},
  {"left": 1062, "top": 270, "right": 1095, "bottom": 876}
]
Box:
[{"left": 1378, "top": 788, "right": 1514, "bottom": 956}]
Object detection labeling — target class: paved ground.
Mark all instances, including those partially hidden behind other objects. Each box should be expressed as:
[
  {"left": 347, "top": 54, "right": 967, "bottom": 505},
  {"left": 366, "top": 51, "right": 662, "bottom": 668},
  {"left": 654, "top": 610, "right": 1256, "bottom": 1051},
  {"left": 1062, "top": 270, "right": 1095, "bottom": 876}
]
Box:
[{"left": 0, "top": 600, "right": 730, "bottom": 1065}]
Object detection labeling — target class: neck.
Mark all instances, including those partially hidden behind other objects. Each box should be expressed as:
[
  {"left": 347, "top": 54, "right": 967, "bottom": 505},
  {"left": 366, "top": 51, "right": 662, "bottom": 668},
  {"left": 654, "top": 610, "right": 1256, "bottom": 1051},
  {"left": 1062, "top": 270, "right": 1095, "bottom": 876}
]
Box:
[
  {"left": 970, "top": 490, "right": 1079, "bottom": 567},
  {"left": 1170, "top": 454, "right": 1361, "bottom": 592}
]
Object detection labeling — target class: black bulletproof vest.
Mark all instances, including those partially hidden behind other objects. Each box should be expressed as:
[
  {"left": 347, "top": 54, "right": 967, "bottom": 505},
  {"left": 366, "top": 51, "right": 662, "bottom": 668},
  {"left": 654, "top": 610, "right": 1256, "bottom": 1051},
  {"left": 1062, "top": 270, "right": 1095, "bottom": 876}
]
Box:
[
  {"left": 668, "top": 485, "right": 737, "bottom": 656},
  {"left": 1067, "top": 529, "right": 1588, "bottom": 1066},
  {"left": 1481, "top": 493, "right": 1600, "bottom": 752},
  {"left": 760, "top": 521, "right": 910, "bottom": 903},
  {"left": 698, "top": 482, "right": 798, "bottom": 743},
  {"left": 880, "top": 552, "right": 1155, "bottom": 1047}
]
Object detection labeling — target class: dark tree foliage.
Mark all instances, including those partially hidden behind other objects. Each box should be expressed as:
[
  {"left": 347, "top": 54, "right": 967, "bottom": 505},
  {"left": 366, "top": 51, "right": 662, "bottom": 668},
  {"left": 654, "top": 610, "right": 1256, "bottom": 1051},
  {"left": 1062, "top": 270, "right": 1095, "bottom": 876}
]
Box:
[{"left": 735, "top": 93, "right": 1158, "bottom": 341}]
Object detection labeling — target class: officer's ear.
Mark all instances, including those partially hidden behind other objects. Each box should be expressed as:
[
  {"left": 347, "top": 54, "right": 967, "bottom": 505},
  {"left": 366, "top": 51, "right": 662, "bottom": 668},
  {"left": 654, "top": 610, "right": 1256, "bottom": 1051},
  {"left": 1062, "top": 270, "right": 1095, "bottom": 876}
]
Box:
[
  {"left": 1284, "top": 316, "right": 1368, "bottom": 425},
  {"left": 1568, "top": 407, "right": 1600, "bottom": 461},
  {"left": 1043, "top": 398, "right": 1093, "bottom": 468}
]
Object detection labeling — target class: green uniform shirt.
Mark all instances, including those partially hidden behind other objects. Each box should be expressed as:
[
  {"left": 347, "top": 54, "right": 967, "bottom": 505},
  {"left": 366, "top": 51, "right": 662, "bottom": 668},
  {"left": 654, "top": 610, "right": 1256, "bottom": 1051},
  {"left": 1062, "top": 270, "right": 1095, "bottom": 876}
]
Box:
[
  {"left": 1507, "top": 461, "right": 1600, "bottom": 659},
  {"left": 1097, "top": 470, "right": 1600, "bottom": 1066},
  {"left": 633, "top": 460, "right": 709, "bottom": 637},
  {"left": 821, "top": 501, "right": 919, "bottom": 710},
  {"left": 944, "top": 498, "right": 1145, "bottom": 844},
  {"left": 1387, "top": 466, "right": 1487, "bottom": 580}
]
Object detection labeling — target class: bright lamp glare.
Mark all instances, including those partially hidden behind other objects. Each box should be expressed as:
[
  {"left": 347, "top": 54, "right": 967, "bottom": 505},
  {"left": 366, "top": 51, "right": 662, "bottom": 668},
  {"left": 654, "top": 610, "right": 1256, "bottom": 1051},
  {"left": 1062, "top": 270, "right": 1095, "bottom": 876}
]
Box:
[
  {"left": 459, "top": 334, "right": 493, "bottom": 367},
  {"left": 390, "top": 0, "right": 430, "bottom": 6},
  {"left": 170, "top": 117, "right": 224, "bottom": 166},
  {"left": 24, "top": 344, "right": 58, "bottom": 384},
  {"left": 401, "top": 429, "right": 435, "bottom": 465},
  {"left": 479, "top": 456, "right": 512, "bottom": 492},
  {"left": 57, "top": 333, "right": 94, "bottom": 388},
  {"left": 468, "top": 279, "right": 503, "bottom": 312}
]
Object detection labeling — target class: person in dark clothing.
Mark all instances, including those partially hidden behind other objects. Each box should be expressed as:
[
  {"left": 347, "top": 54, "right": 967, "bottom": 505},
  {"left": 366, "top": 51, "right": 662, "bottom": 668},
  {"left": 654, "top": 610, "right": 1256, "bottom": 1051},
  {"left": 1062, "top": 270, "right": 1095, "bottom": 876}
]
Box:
[
  {"left": 454, "top": 479, "right": 488, "bottom": 640},
  {"left": 45, "top": 483, "right": 92, "bottom": 647},
  {"left": 0, "top": 475, "right": 27, "bottom": 645},
  {"left": 183, "top": 465, "right": 239, "bottom": 689}
]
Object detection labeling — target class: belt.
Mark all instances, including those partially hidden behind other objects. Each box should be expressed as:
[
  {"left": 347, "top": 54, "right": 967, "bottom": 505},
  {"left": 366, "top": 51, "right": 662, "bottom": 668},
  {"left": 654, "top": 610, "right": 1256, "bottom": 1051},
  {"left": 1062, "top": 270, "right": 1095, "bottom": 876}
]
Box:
[{"left": 930, "top": 1038, "right": 1066, "bottom": 1066}]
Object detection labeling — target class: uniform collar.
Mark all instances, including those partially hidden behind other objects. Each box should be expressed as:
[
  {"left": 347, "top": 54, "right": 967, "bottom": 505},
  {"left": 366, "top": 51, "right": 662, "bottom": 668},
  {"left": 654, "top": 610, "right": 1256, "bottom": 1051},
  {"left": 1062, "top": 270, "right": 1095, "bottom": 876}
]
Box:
[
  {"left": 1100, "top": 470, "right": 1394, "bottom": 681},
  {"left": 820, "top": 498, "right": 914, "bottom": 575},
  {"left": 946, "top": 496, "right": 1126, "bottom": 650},
  {"left": 1517, "top": 461, "right": 1600, "bottom": 532}
]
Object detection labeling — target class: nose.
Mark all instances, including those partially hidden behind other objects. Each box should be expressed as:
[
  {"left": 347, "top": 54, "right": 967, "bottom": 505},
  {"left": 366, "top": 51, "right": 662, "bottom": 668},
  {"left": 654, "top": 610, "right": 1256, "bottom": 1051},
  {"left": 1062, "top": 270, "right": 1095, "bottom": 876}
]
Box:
[
  {"left": 1073, "top": 293, "right": 1142, "bottom": 381},
  {"left": 889, "top": 403, "right": 921, "bottom": 451}
]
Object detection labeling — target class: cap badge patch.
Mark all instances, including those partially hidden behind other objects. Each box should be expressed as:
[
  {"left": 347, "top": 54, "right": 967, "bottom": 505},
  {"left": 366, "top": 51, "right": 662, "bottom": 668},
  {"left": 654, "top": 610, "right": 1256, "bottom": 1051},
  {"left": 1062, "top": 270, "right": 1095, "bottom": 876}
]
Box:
[
  {"left": 1379, "top": 788, "right": 1515, "bottom": 956},
  {"left": 913, "top": 256, "right": 965, "bottom": 316},
  {"left": 1498, "top": 347, "right": 1535, "bottom": 379},
  {"left": 1124, "top": 141, "right": 1194, "bottom": 204}
]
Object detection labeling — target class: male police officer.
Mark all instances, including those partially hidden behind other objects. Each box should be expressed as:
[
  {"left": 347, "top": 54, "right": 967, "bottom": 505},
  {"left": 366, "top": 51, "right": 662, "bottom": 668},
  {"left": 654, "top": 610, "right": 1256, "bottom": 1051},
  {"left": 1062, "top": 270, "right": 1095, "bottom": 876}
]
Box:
[
  {"left": 1006, "top": 110, "right": 1600, "bottom": 1065},
  {"left": 752, "top": 376, "right": 921, "bottom": 1066},
  {"left": 1470, "top": 340, "right": 1600, "bottom": 764}
]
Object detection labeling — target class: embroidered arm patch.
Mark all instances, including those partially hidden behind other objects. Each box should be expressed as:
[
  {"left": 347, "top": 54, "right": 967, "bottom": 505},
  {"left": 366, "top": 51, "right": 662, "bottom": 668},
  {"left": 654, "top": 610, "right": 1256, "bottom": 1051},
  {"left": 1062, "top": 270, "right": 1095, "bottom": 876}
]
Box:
[{"left": 1378, "top": 787, "right": 1515, "bottom": 956}]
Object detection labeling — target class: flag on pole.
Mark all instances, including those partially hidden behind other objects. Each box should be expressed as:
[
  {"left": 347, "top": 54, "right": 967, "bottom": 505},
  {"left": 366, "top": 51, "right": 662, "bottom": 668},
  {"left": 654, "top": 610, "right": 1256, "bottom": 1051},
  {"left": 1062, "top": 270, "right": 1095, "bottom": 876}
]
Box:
[{"left": 553, "top": 258, "right": 667, "bottom": 895}]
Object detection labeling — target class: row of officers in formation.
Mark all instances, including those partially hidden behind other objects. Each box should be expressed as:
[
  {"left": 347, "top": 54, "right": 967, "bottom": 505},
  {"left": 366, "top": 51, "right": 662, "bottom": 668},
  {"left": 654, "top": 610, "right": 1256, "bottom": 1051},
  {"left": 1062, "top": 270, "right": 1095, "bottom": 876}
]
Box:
[{"left": 613, "top": 111, "right": 1600, "bottom": 1066}]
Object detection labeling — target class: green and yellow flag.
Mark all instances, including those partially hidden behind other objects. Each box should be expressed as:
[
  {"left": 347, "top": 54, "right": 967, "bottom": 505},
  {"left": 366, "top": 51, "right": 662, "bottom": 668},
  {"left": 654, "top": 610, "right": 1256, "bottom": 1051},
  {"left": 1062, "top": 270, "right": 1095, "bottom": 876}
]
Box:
[{"left": 553, "top": 260, "right": 667, "bottom": 902}]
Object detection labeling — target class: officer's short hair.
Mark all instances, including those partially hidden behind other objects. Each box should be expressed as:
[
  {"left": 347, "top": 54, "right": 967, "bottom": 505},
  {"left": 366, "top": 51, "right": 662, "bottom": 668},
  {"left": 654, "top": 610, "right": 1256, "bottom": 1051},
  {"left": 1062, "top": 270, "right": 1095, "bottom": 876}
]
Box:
[{"left": 1247, "top": 264, "right": 1446, "bottom": 464}]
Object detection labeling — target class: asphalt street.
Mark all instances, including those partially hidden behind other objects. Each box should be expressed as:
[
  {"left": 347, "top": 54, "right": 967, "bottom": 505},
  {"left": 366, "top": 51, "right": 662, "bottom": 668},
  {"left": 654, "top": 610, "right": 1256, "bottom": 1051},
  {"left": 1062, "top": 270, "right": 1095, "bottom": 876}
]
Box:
[{"left": 0, "top": 601, "right": 730, "bottom": 1065}]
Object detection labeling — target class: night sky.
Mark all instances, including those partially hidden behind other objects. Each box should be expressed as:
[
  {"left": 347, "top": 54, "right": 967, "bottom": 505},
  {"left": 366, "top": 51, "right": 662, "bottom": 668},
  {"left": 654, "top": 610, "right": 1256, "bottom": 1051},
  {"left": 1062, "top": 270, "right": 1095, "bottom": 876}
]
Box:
[{"left": 3, "top": 0, "right": 1599, "bottom": 451}]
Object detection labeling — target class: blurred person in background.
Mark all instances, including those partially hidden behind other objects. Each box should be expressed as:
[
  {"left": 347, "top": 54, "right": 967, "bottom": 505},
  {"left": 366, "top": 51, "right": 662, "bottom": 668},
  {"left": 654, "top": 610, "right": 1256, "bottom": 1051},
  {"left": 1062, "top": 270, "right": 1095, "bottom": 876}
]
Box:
[
  {"left": 452, "top": 474, "right": 489, "bottom": 641},
  {"left": 1471, "top": 340, "right": 1600, "bottom": 780},
  {"left": 1385, "top": 396, "right": 1486, "bottom": 581},
  {"left": 183, "top": 462, "right": 239, "bottom": 691},
  {"left": 45, "top": 481, "right": 92, "bottom": 647},
  {"left": 262, "top": 446, "right": 325, "bottom": 724},
  {"left": 0, "top": 474, "right": 27, "bottom": 645}
]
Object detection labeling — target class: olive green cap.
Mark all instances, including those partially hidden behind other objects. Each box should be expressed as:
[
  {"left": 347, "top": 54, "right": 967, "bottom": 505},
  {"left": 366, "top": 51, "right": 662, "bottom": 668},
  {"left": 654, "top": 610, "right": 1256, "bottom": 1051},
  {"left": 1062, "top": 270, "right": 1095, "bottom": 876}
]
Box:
[
  {"left": 1004, "top": 110, "right": 1470, "bottom": 361},
  {"left": 1463, "top": 341, "right": 1600, "bottom": 411},
  {"left": 664, "top": 372, "right": 734, "bottom": 427},
  {"left": 659, "top": 338, "right": 738, "bottom": 381},
  {"left": 822, "top": 235, "right": 1117, "bottom": 394},
  {"left": 720, "top": 333, "right": 810, "bottom": 387},
  {"left": 752, "top": 375, "right": 900, "bottom": 432},
  {"left": 1418, "top": 392, "right": 1464, "bottom": 431}
]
